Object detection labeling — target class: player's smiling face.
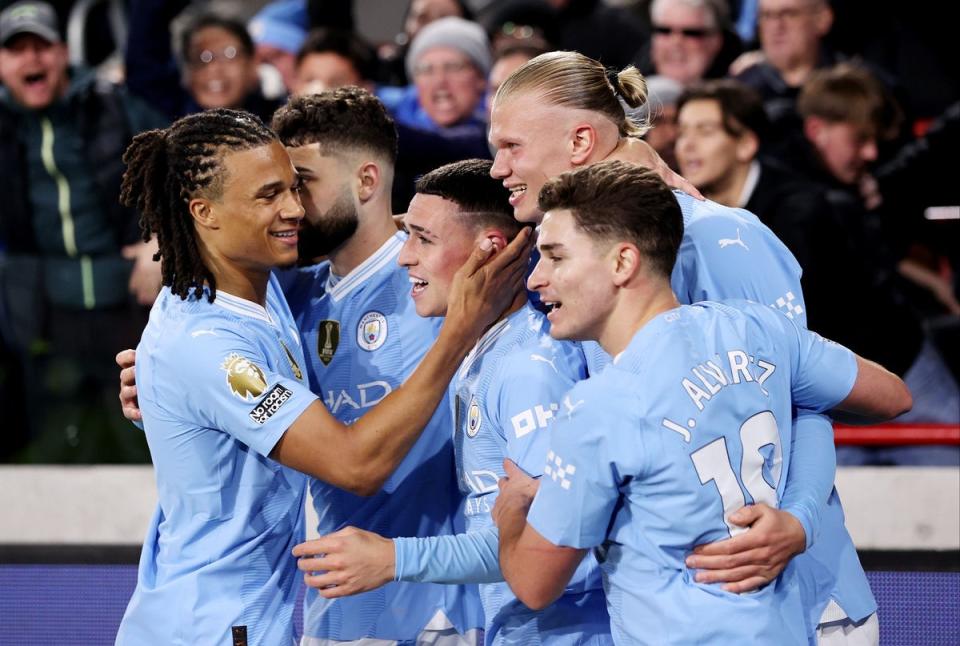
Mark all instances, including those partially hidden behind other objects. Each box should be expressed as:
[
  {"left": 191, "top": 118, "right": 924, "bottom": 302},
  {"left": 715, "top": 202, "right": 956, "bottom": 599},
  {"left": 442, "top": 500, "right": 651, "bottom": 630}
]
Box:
[
  {"left": 398, "top": 193, "right": 477, "bottom": 317},
  {"left": 489, "top": 93, "right": 578, "bottom": 224},
  {"left": 528, "top": 209, "right": 617, "bottom": 341},
  {"left": 198, "top": 140, "right": 304, "bottom": 277}
]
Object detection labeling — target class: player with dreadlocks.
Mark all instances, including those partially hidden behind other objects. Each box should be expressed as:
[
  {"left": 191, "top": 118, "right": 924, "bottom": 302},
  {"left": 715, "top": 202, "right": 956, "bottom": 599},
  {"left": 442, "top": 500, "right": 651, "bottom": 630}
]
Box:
[{"left": 114, "top": 108, "right": 531, "bottom": 646}]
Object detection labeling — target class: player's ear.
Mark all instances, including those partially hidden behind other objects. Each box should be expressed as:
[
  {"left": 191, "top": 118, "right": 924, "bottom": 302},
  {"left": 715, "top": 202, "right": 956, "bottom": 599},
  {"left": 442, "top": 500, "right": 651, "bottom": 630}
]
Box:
[
  {"left": 611, "top": 242, "right": 641, "bottom": 286},
  {"left": 478, "top": 229, "right": 508, "bottom": 254},
  {"left": 356, "top": 161, "right": 381, "bottom": 202},
  {"left": 569, "top": 123, "right": 598, "bottom": 166},
  {"left": 736, "top": 131, "right": 759, "bottom": 163},
  {"left": 189, "top": 197, "right": 219, "bottom": 229}
]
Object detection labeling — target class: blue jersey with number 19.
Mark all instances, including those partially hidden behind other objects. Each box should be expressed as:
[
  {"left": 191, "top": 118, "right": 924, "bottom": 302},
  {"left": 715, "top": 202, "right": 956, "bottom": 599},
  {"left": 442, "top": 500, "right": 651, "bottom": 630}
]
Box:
[
  {"left": 117, "top": 275, "right": 317, "bottom": 646},
  {"left": 280, "top": 232, "right": 482, "bottom": 643},
  {"left": 528, "top": 301, "right": 857, "bottom": 645},
  {"left": 582, "top": 192, "right": 876, "bottom": 629}
]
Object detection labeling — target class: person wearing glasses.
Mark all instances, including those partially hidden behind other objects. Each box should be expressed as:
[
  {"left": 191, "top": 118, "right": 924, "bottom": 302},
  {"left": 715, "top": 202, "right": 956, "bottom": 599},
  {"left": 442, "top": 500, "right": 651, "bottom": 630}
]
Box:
[
  {"left": 125, "top": 1, "right": 282, "bottom": 123},
  {"left": 734, "top": 0, "right": 839, "bottom": 144},
  {"left": 377, "top": 15, "right": 494, "bottom": 210},
  {"left": 638, "top": 0, "right": 742, "bottom": 87}
]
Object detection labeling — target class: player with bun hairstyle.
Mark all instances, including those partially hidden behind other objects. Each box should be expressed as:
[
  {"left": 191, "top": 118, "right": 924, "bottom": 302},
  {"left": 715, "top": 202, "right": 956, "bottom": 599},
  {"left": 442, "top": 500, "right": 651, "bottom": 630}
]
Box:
[{"left": 488, "top": 50, "right": 880, "bottom": 643}]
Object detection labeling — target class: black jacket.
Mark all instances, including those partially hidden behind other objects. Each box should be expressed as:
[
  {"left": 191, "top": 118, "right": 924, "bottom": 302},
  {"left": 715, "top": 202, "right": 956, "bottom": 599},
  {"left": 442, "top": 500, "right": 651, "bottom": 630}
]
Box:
[{"left": 748, "top": 155, "right": 924, "bottom": 375}]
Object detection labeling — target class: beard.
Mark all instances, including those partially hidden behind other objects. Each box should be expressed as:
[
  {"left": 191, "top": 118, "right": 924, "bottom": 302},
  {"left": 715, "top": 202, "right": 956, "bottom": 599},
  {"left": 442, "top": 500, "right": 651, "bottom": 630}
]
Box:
[{"left": 298, "top": 188, "right": 359, "bottom": 263}]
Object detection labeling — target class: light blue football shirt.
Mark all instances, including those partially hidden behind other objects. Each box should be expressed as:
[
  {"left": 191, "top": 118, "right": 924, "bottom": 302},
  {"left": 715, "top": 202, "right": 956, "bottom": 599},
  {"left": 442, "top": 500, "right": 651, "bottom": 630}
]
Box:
[
  {"left": 117, "top": 275, "right": 317, "bottom": 646},
  {"left": 280, "top": 232, "right": 482, "bottom": 642},
  {"left": 528, "top": 301, "right": 858, "bottom": 645},
  {"left": 447, "top": 303, "right": 610, "bottom": 645},
  {"left": 582, "top": 192, "right": 876, "bottom": 626}
]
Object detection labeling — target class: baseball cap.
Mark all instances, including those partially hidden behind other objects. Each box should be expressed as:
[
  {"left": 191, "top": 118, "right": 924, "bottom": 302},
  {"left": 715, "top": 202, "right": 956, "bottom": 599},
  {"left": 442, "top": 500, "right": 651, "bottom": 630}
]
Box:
[{"left": 0, "top": 0, "right": 61, "bottom": 47}]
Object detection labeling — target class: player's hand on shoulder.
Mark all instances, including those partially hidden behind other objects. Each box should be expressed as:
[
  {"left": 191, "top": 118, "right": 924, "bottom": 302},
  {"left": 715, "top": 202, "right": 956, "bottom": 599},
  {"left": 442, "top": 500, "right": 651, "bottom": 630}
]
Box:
[
  {"left": 292, "top": 526, "right": 395, "bottom": 598},
  {"left": 684, "top": 503, "right": 806, "bottom": 593},
  {"left": 116, "top": 349, "right": 141, "bottom": 422}
]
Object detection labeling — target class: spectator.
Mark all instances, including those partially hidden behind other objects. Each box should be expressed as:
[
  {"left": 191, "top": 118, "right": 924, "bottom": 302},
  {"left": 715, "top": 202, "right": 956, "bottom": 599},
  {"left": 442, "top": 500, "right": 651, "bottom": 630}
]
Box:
[
  {"left": 479, "top": 0, "right": 648, "bottom": 69},
  {"left": 379, "top": 0, "right": 472, "bottom": 86},
  {"left": 734, "top": 0, "right": 837, "bottom": 142},
  {"left": 248, "top": 0, "right": 309, "bottom": 98},
  {"left": 379, "top": 16, "right": 490, "bottom": 132},
  {"left": 124, "top": 0, "right": 282, "bottom": 124},
  {"left": 636, "top": 74, "right": 685, "bottom": 171},
  {"left": 292, "top": 27, "right": 377, "bottom": 96},
  {"left": 790, "top": 64, "right": 959, "bottom": 461},
  {"left": 486, "top": 35, "right": 550, "bottom": 118},
  {"left": 675, "top": 79, "right": 849, "bottom": 339},
  {"left": 636, "top": 0, "right": 742, "bottom": 86},
  {"left": 378, "top": 16, "right": 493, "bottom": 206},
  {"left": 0, "top": 0, "right": 165, "bottom": 462}
]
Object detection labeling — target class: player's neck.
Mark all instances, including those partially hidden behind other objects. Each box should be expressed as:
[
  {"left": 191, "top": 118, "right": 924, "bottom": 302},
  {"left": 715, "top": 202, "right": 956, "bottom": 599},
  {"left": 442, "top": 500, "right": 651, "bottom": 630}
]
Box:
[
  {"left": 211, "top": 263, "right": 271, "bottom": 306},
  {"left": 328, "top": 203, "right": 398, "bottom": 277},
  {"left": 598, "top": 282, "right": 679, "bottom": 357},
  {"left": 496, "top": 288, "right": 529, "bottom": 325}
]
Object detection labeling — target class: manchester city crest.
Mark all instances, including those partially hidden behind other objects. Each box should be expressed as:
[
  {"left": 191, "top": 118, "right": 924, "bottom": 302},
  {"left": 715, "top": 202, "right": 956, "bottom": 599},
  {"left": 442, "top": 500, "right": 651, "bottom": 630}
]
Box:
[
  {"left": 357, "top": 311, "right": 388, "bottom": 351},
  {"left": 317, "top": 320, "right": 340, "bottom": 366},
  {"left": 221, "top": 354, "right": 268, "bottom": 401},
  {"left": 279, "top": 340, "right": 303, "bottom": 380},
  {"left": 466, "top": 398, "right": 482, "bottom": 437}
]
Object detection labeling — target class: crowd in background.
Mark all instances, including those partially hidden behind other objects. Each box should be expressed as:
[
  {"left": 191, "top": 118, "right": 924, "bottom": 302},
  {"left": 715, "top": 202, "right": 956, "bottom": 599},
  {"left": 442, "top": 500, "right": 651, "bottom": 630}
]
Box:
[{"left": 0, "top": 0, "right": 957, "bottom": 465}]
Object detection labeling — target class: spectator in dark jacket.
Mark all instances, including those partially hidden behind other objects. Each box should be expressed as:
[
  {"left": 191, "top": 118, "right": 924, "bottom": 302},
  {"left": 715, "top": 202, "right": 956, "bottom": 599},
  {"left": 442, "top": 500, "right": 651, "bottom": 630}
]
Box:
[{"left": 0, "top": 0, "right": 165, "bottom": 462}]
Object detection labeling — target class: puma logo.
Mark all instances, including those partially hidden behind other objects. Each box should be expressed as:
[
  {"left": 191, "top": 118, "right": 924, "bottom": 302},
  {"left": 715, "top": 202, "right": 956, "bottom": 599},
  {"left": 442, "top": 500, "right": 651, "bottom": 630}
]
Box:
[{"left": 718, "top": 228, "right": 749, "bottom": 251}]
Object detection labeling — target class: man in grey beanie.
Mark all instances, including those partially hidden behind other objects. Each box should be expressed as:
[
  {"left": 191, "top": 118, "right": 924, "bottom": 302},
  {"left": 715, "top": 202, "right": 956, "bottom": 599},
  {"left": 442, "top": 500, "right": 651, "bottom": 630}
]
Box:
[{"left": 380, "top": 16, "right": 490, "bottom": 131}]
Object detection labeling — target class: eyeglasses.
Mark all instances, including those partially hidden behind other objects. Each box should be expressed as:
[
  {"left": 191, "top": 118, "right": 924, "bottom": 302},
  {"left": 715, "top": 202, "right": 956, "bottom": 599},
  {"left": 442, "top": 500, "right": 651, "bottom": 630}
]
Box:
[
  {"left": 412, "top": 59, "right": 474, "bottom": 78},
  {"left": 652, "top": 25, "right": 715, "bottom": 39},
  {"left": 188, "top": 46, "right": 243, "bottom": 66},
  {"left": 758, "top": 4, "right": 819, "bottom": 22}
]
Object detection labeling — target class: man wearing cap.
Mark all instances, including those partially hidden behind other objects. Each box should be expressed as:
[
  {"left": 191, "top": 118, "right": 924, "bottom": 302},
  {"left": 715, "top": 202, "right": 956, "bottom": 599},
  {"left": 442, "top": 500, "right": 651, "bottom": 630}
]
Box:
[
  {"left": 0, "top": 0, "right": 165, "bottom": 461},
  {"left": 248, "top": 0, "right": 309, "bottom": 97}
]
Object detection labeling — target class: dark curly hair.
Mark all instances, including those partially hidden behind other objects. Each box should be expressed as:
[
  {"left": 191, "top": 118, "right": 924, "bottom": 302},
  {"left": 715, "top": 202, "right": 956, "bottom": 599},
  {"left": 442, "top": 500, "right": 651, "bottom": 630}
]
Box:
[{"left": 271, "top": 86, "right": 398, "bottom": 163}]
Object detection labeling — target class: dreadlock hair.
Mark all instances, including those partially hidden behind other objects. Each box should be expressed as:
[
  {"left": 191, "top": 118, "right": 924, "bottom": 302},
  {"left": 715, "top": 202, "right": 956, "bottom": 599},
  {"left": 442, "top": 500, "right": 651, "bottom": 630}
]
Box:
[{"left": 119, "top": 108, "right": 277, "bottom": 302}]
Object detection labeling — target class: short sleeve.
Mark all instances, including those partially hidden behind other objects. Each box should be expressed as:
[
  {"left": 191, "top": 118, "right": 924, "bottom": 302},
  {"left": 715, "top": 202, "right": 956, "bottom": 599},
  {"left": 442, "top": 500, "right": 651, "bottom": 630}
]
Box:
[
  {"left": 672, "top": 200, "right": 807, "bottom": 328},
  {"left": 526, "top": 381, "right": 620, "bottom": 549},
  {"left": 149, "top": 329, "right": 318, "bottom": 458},
  {"left": 790, "top": 327, "right": 858, "bottom": 411}
]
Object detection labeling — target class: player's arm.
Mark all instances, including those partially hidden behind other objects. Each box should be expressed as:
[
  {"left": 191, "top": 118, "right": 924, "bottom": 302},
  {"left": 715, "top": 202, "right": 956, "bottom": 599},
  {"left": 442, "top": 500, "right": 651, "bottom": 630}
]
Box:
[
  {"left": 835, "top": 354, "right": 912, "bottom": 419},
  {"left": 293, "top": 525, "right": 504, "bottom": 597},
  {"left": 494, "top": 460, "right": 587, "bottom": 610},
  {"left": 273, "top": 230, "right": 532, "bottom": 495}
]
